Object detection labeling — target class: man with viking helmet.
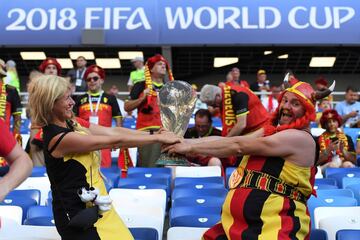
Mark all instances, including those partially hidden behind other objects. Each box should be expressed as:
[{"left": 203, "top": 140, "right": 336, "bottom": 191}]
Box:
[
  {"left": 164, "top": 75, "right": 335, "bottom": 240},
  {"left": 318, "top": 109, "right": 356, "bottom": 170},
  {"left": 0, "top": 59, "right": 22, "bottom": 167},
  {"left": 124, "top": 54, "right": 174, "bottom": 167}
]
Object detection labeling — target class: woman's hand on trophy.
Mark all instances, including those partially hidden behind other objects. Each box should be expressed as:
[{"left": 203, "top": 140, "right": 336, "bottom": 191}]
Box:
[{"left": 156, "top": 131, "right": 181, "bottom": 144}]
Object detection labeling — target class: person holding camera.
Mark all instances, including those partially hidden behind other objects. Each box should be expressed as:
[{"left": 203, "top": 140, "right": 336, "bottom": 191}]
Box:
[
  {"left": 318, "top": 109, "right": 356, "bottom": 171},
  {"left": 28, "top": 74, "right": 180, "bottom": 240}
]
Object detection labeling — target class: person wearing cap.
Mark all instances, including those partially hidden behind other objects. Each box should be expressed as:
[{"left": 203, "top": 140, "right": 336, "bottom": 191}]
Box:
[
  {"left": 3, "top": 60, "right": 20, "bottom": 93},
  {"left": 124, "top": 54, "right": 174, "bottom": 167},
  {"left": 318, "top": 109, "right": 356, "bottom": 170},
  {"left": 127, "top": 56, "right": 145, "bottom": 92},
  {"left": 74, "top": 65, "right": 123, "bottom": 168},
  {"left": 39, "top": 57, "right": 62, "bottom": 76},
  {"left": 0, "top": 59, "right": 22, "bottom": 167},
  {"left": 165, "top": 78, "right": 334, "bottom": 240},
  {"left": 66, "top": 56, "right": 88, "bottom": 92},
  {"left": 250, "top": 69, "right": 271, "bottom": 99},
  {"left": 226, "top": 67, "right": 249, "bottom": 89}
]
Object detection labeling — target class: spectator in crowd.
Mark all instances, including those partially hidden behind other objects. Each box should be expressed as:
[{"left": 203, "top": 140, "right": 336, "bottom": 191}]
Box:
[
  {"left": 38, "top": 57, "right": 62, "bottom": 76},
  {"left": 191, "top": 84, "right": 207, "bottom": 115},
  {"left": 318, "top": 109, "right": 356, "bottom": 170},
  {"left": 164, "top": 79, "right": 333, "bottom": 240},
  {"left": 184, "top": 109, "right": 222, "bottom": 167},
  {"left": 314, "top": 98, "right": 332, "bottom": 127},
  {"left": 250, "top": 69, "right": 271, "bottom": 98},
  {"left": 200, "top": 83, "right": 269, "bottom": 137},
  {"left": 226, "top": 67, "right": 249, "bottom": 88},
  {"left": 3, "top": 60, "right": 20, "bottom": 93},
  {"left": 74, "top": 65, "right": 122, "bottom": 167},
  {"left": 0, "top": 59, "right": 22, "bottom": 167},
  {"left": 335, "top": 86, "right": 360, "bottom": 127},
  {"left": 127, "top": 56, "right": 145, "bottom": 92},
  {"left": 28, "top": 74, "right": 179, "bottom": 240},
  {"left": 124, "top": 54, "right": 174, "bottom": 167},
  {"left": 314, "top": 76, "right": 333, "bottom": 104},
  {"left": 66, "top": 56, "right": 88, "bottom": 92},
  {"left": 261, "top": 85, "right": 282, "bottom": 113},
  {"left": 0, "top": 118, "right": 32, "bottom": 200},
  {"left": 357, "top": 135, "right": 360, "bottom": 155}
]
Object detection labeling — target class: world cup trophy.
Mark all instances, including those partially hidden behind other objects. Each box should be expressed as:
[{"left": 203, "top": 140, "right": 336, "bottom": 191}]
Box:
[{"left": 155, "top": 80, "right": 197, "bottom": 166}]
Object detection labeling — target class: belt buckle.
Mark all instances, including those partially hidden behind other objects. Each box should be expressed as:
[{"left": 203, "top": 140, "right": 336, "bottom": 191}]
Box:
[{"left": 228, "top": 167, "right": 245, "bottom": 189}]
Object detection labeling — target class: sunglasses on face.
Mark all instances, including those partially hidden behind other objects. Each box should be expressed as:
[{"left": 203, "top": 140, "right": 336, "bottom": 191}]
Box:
[{"left": 86, "top": 76, "right": 100, "bottom": 82}]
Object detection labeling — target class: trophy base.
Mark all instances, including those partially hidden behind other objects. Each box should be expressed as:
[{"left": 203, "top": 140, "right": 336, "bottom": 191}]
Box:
[{"left": 155, "top": 153, "right": 191, "bottom": 166}]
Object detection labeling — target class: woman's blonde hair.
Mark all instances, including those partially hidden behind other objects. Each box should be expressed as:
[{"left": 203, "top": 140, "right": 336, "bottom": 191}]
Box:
[{"left": 28, "top": 74, "right": 71, "bottom": 127}]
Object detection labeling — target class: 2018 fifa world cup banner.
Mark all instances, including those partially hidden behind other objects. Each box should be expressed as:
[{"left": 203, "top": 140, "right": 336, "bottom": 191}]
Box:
[{"left": 0, "top": 0, "right": 359, "bottom": 45}]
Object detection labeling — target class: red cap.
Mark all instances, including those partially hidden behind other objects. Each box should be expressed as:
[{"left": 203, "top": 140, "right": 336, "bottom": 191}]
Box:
[
  {"left": 314, "top": 76, "right": 328, "bottom": 87},
  {"left": 146, "top": 54, "right": 170, "bottom": 71},
  {"left": 320, "top": 109, "right": 342, "bottom": 128},
  {"left": 38, "top": 58, "right": 62, "bottom": 76},
  {"left": 84, "top": 65, "right": 105, "bottom": 80}
]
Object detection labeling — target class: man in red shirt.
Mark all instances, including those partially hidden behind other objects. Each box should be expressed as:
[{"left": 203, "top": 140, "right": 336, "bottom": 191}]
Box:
[
  {"left": 124, "top": 54, "right": 174, "bottom": 167},
  {"left": 0, "top": 118, "right": 32, "bottom": 201},
  {"left": 200, "top": 84, "right": 269, "bottom": 137},
  {"left": 74, "top": 65, "right": 122, "bottom": 167}
]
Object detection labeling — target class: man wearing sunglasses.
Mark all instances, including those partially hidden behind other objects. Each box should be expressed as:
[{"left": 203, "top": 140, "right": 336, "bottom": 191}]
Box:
[{"left": 74, "top": 65, "right": 122, "bottom": 167}]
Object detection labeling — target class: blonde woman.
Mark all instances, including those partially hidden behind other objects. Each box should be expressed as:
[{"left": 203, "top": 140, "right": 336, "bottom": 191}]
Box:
[{"left": 28, "top": 75, "right": 180, "bottom": 240}]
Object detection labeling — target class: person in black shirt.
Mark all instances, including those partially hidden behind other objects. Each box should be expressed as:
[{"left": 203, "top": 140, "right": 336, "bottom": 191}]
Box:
[{"left": 184, "top": 109, "right": 222, "bottom": 166}]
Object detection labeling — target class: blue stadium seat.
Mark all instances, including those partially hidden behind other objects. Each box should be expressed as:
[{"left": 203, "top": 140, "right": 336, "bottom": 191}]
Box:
[
  {"left": 174, "top": 182, "right": 225, "bottom": 191},
  {"left": 117, "top": 178, "right": 170, "bottom": 198},
  {"left": 172, "top": 196, "right": 225, "bottom": 208},
  {"left": 315, "top": 178, "right": 337, "bottom": 186},
  {"left": 101, "top": 166, "right": 121, "bottom": 174},
  {"left": 315, "top": 184, "right": 338, "bottom": 190},
  {"left": 336, "top": 229, "right": 360, "bottom": 240},
  {"left": 24, "top": 216, "right": 55, "bottom": 226},
  {"left": 343, "top": 128, "right": 360, "bottom": 148},
  {"left": 30, "top": 167, "right": 47, "bottom": 177},
  {"left": 127, "top": 167, "right": 172, "bottom": 189},
  {"left": 327, "top": 172, "right": 360, "bottom": 188},
  {"left": 129, "top": 227, "right": 158, "bottom": 240},
  {"left": 174, "top": 177, "right": 224, "bottom": 187},
  {"left": 1, "top": 189, "right": 40, "bottom": 222},
  {"left": 317, "top": 189, "right": 354, "bottom": 198},
  {"left": 325, "top": 167, "right": 360, "bottom": 178},
  {"left": 26, "top": 205, "right": 53, "bottom": 219},
  {"left": 345, "top": 183, "right": 360, "bottom": 205},
  {"left": 170, "top": 206, "right": 221, "bottom": 228},
  {"left": 342, "top": 177, "right": 360, "bottom": 189},
  {"left": 127, "top": 167, "right": 172, "bottom": 177},
  {"left": 308, "top": 195, "right": 357, "bottom": 228},
  {"left": 310, "top": 229, "right": 328, "bottom": 240},
  {"left": 225, "top": 167, "right": 236, "bottom": 188},
  {"left": 172, "top": 188, "right": 228, "bottom": 201}
]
